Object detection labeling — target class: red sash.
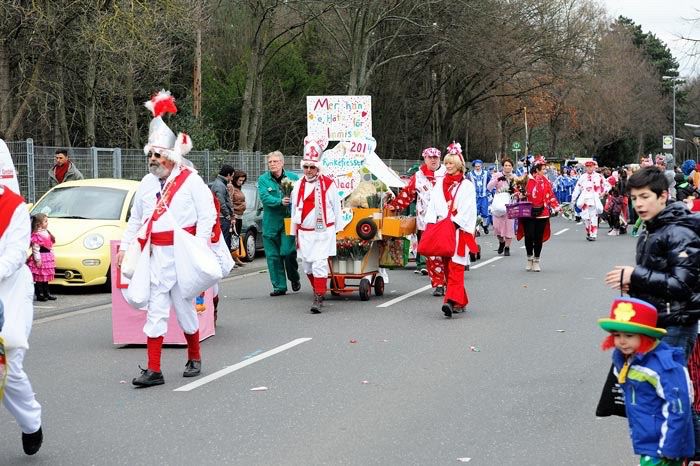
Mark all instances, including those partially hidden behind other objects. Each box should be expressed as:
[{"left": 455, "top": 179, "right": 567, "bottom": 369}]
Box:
[
  {"left": 0, "top": 187, "right": 24, "bottom": 239},
  {"left": 297, "top": 176, "right": 334, "bottom": 225},
  {"left": 138, "top": 168, "right": 193, "bottom": 249}
]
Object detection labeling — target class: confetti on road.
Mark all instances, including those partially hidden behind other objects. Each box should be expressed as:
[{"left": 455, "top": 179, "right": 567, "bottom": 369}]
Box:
[
  {"left": 522, "top": 284, "right": 528, "bottom": 288},
  {"left": 556, "top": 329, "right": 566, "bottom": 333},
  {"left": 350, "top": 339, "right": 358, "bottom": 344},
  {"left": 457, "top": 458, "right": 472, "bottom": 463},
  {"left": 119, "top": 380, "right": 127, "bottom": 384},
  {"left": 250, "top": 386, "right": 268, "bottom": 391},
  {"left": 361, "top": 380, "right": 369, "bottom": 384},
  {"left": 469, "top": 346, "right": 480, "bottom": 352}
]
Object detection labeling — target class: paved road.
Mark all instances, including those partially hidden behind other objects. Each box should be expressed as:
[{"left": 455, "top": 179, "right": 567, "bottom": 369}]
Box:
[{"left": 1, "top": 217, "right": 639, "bottom": 465}]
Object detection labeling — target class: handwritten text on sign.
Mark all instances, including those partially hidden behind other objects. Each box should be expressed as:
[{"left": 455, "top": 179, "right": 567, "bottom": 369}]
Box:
[
  {"left": 320, "top": 139, "right": 374, "bottom": 199},
  {"left": 307, "top": 96, "right": 372, "bottom": 141}
]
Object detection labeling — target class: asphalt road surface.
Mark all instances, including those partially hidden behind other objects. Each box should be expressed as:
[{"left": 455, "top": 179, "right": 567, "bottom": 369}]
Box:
[{"left": 1, "top": 217, "right": 641, "bottom": 465}]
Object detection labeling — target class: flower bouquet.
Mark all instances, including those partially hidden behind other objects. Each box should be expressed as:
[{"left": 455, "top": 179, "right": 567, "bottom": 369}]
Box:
[
  {"left": 335, "top": 238, "right": 354, "bottom": 273},
  {"left": 350, "top": 239, "right": 371, "bottom": 274},
  {"left": 280, "top": 177, "right": 295, "bottom": 197}
]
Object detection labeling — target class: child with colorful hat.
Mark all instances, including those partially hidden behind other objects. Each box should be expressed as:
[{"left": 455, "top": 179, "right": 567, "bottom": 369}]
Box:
[{"left": 598, "top": 297, "right": 694, "bottom": 465}]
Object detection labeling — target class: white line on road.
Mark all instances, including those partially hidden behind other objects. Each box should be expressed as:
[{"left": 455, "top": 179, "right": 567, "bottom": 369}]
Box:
[
  {"left": 554, "top": 228, "right": 569, "bottom": 236},
  {"left": 377, "top": 256, "right": 504, "bottom": 308},
  {"left": 174, "top": 338, "right": 312, "bottom": 392},
  {"left": 376, "top": 284, "right": 432, "bottom": 308},
  {"left": 470, "top": 256, "right": 503, "bottom": 269}
]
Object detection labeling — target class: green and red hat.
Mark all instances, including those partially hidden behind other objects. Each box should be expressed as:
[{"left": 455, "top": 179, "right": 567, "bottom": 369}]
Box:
[{"left": 598, "top": 297, "right": 666, "bottom": 338}]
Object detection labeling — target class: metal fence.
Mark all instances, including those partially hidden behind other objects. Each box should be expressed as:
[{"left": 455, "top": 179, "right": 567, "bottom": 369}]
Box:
[{"left": 7, "top": 139, "right": 419, "bottom": 203}]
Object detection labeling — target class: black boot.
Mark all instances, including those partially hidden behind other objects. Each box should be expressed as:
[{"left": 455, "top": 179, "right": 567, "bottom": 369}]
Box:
[
  {"left": 35, "top": 283, "right": 47, "bottom": 302},
  {"left": 504, "top": 247, "right": 510, "bottom": 256},
  {"left": 22, "top": 427, "right": 43, "bottom": 455},
  {"left": 497, "top": 242, "right": 505, "bottom": 254},
  {"left": 44, "top": 283, "right": 57, "bottom": 301},
  {"left": 441, "top": 301, "right": 453, "bottom": 318}
]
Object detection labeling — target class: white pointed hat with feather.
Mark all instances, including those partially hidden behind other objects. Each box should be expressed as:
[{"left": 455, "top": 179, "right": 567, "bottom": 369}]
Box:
[{"left": 143, "top": 90, "right": 192, "bottom": 165}]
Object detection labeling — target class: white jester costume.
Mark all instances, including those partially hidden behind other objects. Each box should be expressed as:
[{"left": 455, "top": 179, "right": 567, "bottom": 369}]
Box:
[
  {"left": 290, "top": 137, "right": 341, "bottom": 312},
  {"left": 571, "top": 160, "right": 605, "bottom": 240},
  {"left": 0, "top": 145, "right": 43, "bottom": 453}
]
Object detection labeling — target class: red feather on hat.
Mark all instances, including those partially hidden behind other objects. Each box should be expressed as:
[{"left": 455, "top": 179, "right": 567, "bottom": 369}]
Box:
[{"left": 145, "top": 90, "right": 178, "bottom": 118}]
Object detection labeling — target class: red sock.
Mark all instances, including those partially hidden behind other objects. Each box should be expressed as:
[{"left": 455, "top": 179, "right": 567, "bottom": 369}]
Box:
[
  {"left": 147, "top": 336, "right": 164, "bottom": 372},
  {"left": 185, "top": 331, "right": 201, "bottom": 361},
  {"left": 314, "top": 276, "right": 327, "bottom": 295}
]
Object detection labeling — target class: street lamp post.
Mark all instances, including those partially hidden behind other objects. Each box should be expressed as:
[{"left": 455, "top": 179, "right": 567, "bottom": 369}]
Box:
[{"left": 662, "top": 76, "right": 683, "bottom": 160}]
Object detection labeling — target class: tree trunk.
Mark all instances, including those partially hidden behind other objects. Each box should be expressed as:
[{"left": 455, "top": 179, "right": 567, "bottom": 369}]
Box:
[
  {"left": 193, "top": 28, "right": 202, "bottom": 119},
  {"left": 6, "top": 56, "right": 44, "bottom": 140},
  {"left": 239, "top": 43, "right": 260, "bottom": 151},
  {"left": 0, "top": 40, "right": 10, "bottom": 134},
  {"left": 252, "top": 71, "right": 263, "bottom": 150},
  {"left": 84, "top": 53, "right": 97, "bottom": 147},
  {"left": 125, "top": 65, "right": 139, "bottom": 148}
]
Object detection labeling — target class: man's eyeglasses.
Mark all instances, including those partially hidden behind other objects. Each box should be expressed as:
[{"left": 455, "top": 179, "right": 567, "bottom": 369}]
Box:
[
  {"left": 148, "top": 152, "right": 162, "bottom": 159},
  {"left": 302, "top": 165, "right": 317, "bottom": 170}
]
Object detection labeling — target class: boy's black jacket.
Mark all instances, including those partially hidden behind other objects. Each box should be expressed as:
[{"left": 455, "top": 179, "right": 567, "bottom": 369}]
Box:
[{"left": 630, "top": 202, "right": 700, "bottom": 327}]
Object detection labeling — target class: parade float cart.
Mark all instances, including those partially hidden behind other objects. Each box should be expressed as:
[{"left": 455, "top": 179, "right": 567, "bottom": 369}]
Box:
[
  {"left": 109, "top": 241, "right": 215, "bottom": 345},
  {"left": 303, "top": 95, "right": 416, "bottom": 301}
]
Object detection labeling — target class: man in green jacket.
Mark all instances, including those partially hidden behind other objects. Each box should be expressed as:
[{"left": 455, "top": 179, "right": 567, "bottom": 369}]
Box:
[{"left": 258, "top": 151, "right": 301, "bottom": 296}]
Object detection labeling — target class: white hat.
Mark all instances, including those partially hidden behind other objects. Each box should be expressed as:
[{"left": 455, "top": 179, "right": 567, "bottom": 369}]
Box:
[
  {"left": 0, "top": 138, "right": 20, "bottom": 194},
  {"left": 301, "top": 136, "right": 328, "bottom": 169},
  {"left": 143, "top": 90, "right": 192, "bottom": 165}
]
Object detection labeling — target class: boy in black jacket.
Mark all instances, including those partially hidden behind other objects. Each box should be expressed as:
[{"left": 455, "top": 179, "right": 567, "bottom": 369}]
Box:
[{"left": 605, "top": 166, "right": 700, "bottom": 458}]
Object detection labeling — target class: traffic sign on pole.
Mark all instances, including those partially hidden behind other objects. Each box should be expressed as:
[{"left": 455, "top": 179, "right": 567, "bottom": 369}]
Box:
[
  {"left": 662, "top": 135, "right": 673, "bottom": 150},
  {"left": 512, "top": 141, "right": 521, "bottom": 151}
]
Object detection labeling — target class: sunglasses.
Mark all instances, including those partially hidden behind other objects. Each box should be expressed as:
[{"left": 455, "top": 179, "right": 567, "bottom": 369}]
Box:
[
  {"left": 148, "top": 152, "right": 162, "bottom": 159},
  {"left": 302, "top": 165, "right": 317, "bottom": 169}
]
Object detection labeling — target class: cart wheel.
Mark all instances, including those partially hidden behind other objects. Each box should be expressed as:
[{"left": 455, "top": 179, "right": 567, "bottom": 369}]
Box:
[
  {"left": 356, "top": 218, "right": 378, "bottom": 240},
  {"left": 359, "top": 278, "right": 371, "bottom": 301},
  {"left": 373, "top": 276, "right": 384, "bottom": 296}
]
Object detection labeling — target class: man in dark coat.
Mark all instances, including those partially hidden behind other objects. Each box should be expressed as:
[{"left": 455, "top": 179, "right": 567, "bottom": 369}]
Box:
[{"left": 210, "top": 164, "right": 235, "bottom": 249}]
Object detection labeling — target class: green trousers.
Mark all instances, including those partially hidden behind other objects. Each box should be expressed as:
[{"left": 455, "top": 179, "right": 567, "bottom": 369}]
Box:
[{"left": 263, "top": 231, "right": 300, "bottom": 292}]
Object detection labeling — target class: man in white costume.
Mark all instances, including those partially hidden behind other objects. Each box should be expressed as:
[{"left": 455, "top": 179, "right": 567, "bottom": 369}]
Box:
[
  {"left": 0, "top": 139, "right": 43, "bottom": 455},
  {"left": 117, "top": 91, "right": 216, "bottom": 387},
  {"left": 290, "top": 137, "right": 341, "bottom": 314},
  {"left": 571, "top": 160, "right": 605, "bottom": 241}
]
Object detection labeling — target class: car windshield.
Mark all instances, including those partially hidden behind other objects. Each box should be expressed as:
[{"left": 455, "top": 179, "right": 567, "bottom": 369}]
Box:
[
  {"left": 242, "top": 184, "right": 257, "bottom": 211},
  {"left": 33, "top": 186, "right": 128, "bottom": 220}
]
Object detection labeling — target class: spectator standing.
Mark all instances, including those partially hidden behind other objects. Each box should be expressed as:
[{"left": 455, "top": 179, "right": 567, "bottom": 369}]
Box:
[
  {"left": 228, "top": 170, "right": 247, "bottom": 267},
  {"left": 27, "top": 213, "right": 57, "bottom": 301},
  {"left": 258, "top": 151, "right": 301, "bottom": 296},
  {"left": 48, "top": 149, "right": 83, "bottom": 187},
  {"left": 598, "top": 297, "right": 694, "bottom": 464},
  {"left": 210, "top": 164, "right": 235, "bottom": 250}
]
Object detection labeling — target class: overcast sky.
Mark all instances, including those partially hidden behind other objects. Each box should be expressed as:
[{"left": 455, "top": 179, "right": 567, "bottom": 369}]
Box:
[{"left": 598, "top": 0, "right": 699, "bottom": 77}]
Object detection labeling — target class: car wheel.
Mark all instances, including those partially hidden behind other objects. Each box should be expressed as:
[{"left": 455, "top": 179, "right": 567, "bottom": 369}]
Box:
[{"left": 244, "top": 230, "right": 257, "bottom": 261}]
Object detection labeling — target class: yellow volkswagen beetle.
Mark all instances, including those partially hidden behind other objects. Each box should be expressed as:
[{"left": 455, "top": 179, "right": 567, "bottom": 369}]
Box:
[{"left": 30, "top": 178, "right": 140, "bottom": 287}]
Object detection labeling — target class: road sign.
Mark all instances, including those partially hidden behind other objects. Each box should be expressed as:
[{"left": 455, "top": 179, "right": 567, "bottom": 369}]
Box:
[
  {"left": 512, "top": 141, "right": 521, "bottom": 151},
  {"left": 662, "top": 135, "right": 673, "bottom": 150}
]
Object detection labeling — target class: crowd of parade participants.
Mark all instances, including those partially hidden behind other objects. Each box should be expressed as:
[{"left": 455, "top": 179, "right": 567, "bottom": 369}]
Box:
[{"left": 6, "top": 88, "right": 700, "bottom": 462}]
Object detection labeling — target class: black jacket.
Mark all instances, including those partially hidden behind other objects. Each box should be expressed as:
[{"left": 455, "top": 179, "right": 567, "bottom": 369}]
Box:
[{"left": 630, "top": 202, "right": 700, "bottom": 327}]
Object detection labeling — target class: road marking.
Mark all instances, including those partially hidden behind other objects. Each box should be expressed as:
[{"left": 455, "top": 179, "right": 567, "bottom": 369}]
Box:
[
  {"left": 174, "top": 338, "right": 312, "bottom": 392},
  {"left": 376, "top": 284, "right": 432, "bottom": 308},
  {"left": 377, "top": 256, "right": 504, "bottom": 308},
  {"left": 554, "top": 228, "right": 569, "bottom": 236},
  {"left": 470, "top": 256, "right": 503, "bottom": 269},
  {"left": 34, "top": 304, "right": 111, "bottom": 324}
]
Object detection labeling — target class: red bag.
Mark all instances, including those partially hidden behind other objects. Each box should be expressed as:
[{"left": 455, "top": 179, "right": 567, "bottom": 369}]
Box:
[{"left": 417, "top": 217, "right": 456, "bottom": 257}]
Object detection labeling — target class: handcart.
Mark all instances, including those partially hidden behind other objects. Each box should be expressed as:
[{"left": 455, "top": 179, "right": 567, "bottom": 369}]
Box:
[{"left": 327, "top": 241, "right": 384, "bottom": 301}]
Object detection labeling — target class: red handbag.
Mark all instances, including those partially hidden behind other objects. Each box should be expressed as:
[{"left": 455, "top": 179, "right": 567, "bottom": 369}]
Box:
[{"left": 417, "top": 217, "right": 456, "bottom": 257}]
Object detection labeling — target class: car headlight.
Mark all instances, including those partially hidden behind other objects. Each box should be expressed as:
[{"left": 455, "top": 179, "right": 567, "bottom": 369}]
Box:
[{"left": 83, "top": 233, "right": 104, "bottom": 250}]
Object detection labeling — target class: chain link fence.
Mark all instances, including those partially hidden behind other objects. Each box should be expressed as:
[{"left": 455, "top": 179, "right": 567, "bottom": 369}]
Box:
[{"left": 8, "top": 139, "right": 419, "bottom": 203}]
